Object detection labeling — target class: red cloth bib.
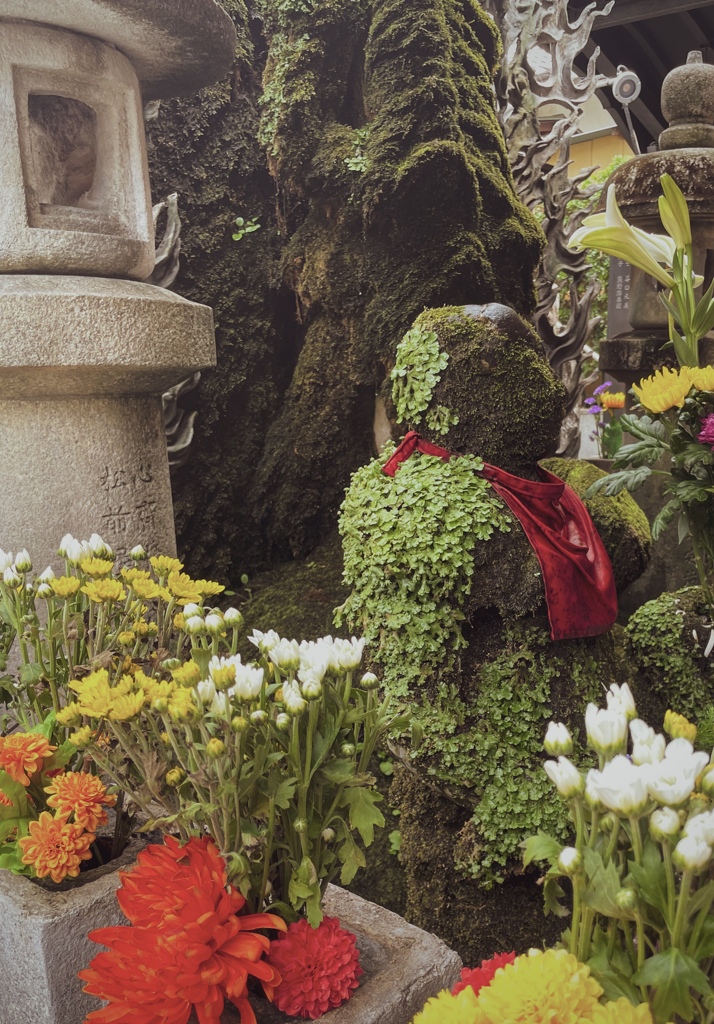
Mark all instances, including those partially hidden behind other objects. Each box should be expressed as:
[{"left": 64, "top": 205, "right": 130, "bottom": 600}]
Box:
[{"left": 382, "top": 432, "right": 618, "bottom": 641}]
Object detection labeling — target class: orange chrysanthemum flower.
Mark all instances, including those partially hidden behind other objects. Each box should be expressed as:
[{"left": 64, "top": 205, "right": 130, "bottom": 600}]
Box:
[
  {"left": 0, "top": 790, "right": 14, "bottom": 807},
  {"left": 18, "top": 811, "right": 94, "bottom": 883},
  {"left": 45, "top": 772, "right": 117, "bottom": 831},
  {"left": 80, "top": 837, "right": 287, "bottom": 1024},
  {"left": 600, "top": 391, "right": 626, "bottom": 410},
  {"left": 0, "top": 733, "right": 55, "bottom": 786}
]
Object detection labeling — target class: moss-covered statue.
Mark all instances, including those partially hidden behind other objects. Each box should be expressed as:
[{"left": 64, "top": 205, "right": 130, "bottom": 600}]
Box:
[{"left": 336, "top": 303, "right": 652, "bottom": 961}]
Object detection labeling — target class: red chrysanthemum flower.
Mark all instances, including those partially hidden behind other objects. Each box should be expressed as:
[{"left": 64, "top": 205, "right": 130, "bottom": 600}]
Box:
[
  {"left": 79, "top": 836, "right": 287, "bottom": 1024},
  {"left": 451, "top": 950, "right": 517, "bottom": 996},
  {"left": 266, "top": 916, "right": 363, "bottom": 1019}
]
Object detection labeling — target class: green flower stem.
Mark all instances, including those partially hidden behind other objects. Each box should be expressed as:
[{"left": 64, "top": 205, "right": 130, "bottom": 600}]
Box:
[
  {"left": 570, "top": 874, "right": 583, "bottom": 958},
  {"left": 672, "top": 868, "right": 694, "bottom": 949},
  {"left": 662, "top": 840, "right": 677, "bottom": 934},
  {"left": 578, "top": 907, "right": 595, "bottom": 963},
  {"left": 573, "top": 800, "right": 587, "bottom": 849},
  {"left": 260, "top": 797, "right": 276, "bottom": 912},
  {"left": 629, "top": 816, "right": 644, "bottom": 866},
  {"left": 687, "top": 885, "right": 714, "bottom": 958}
]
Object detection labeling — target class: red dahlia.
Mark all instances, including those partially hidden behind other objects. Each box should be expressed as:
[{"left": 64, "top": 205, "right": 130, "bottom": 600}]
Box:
[
  {"left": 266, "top": 916, "right": 363, "bottom": 1019},
  {"left": 452, "top": 950, "right": 516, "bottom": 996}
]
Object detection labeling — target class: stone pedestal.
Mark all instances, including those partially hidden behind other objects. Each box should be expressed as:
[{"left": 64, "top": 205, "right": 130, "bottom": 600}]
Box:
[{"left": 0, "top": 276, "right": 215, "bottom": 566}]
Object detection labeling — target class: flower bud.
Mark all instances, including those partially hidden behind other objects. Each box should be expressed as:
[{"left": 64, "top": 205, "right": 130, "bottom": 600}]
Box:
[
  {"left": 89, "top": 534, "right": 113, "bottom": 559},
  {"left": 557, "top": 847, "right": 582, "bottom": 876},
  {"left": 673, "top": 834, "right": 712, "bottom": 872},
  {"left": 14, "top": 549, "right": 32, "bottom": 573},
  {"left": 129, "top": 544, "right": 147, "bottom": 561},
  {"left": 57, "top": 535, "right": 74, "bottom": 558},
  {"left": 36, "top": 583, "right": 53, "bottom": 599},
  {"left": 650, "top": 807, "right": 680, "bottom": 842},
  {"left": 37, "top": 566, "right": 55, "bottom": 583},
  {"left": 664, "top": 709, "right": 697, "bottom": 744},
  {"left": 184, "top": 615, "right": 206, "bottom": 636},
  {"left": 599, "top": 812, "right": 619, "bottom": 833},
  {"left": 321, "top": 828, "right": 335, "bottom": 842},
  {"left": 161, "top": 658, "right": 182, "bottom": 671},
  {"left": 64, "top": 538, "right": 84, "bottom": 565},
  {"left": 166, "top": 767, "right": 186, "bottom": 787},
  {"left": 231, "top": 715, "right": 250, "bottom": 734},
  {"left": 544, "top": 722, "right": 573, "bottom": 757},
  {"left": 544, "top": 757, "right": 584, "bottom": 799},
  {"left": 118, "top": 631, "right": 135, "bottom": 646},
  {"left": 3, "top": 567, "right": 21, "bottom": 587},
  {"left": 701, "top": 765, "right": 714, "bottom": 799},
  {"left": 585, "top": 703, "right": 628, "bottom": 756},
  {"left": 160, "top": 731, "right": 172, "bottom": 747},
  {"left": 250, "top": 709, "right": 268, "bottom": 726},
  {"left": 206, "top": 738, "right": 225, "bottom": 759},
  {"left": 275, "top": 713, "right": 291, "bottom": 732},
  {"left": 152, "top": 698, "right": 169, "bottom": 714},
  {"left": 606, "top": 683, "right": 637, "bottom": 722},
  {"left": 294, "top": 818, "right": 308, "bottom": 834},
  {"left": 360, "top": 671, "right": 380, "bottom": 690},
  {"left": 183, "top": 603, "right": 202, "bottom": 618},
  {"left": 205, "top": 613, "right": 225, "bottom": 636},
  {"left": 615, "top": 887, "right": 638, "bottom": 912},
  {"left": 224, "top": 607, "right": 244, "bottom": 629},
  {"left": 340, "top": 743, "right": 356, "bottom": 757},
  {"left": 302, "top": 678, "right": 322, "bottom": 700}
]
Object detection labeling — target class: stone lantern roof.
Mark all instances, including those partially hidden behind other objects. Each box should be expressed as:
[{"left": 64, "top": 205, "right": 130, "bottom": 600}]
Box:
[{"left": 0, "top": 0, "right": 237, "bottom": 98}]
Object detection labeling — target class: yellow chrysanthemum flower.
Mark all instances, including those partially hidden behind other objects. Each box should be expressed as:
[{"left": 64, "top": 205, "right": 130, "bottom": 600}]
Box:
[
  {"left": 468, "top": 949, "right": 603, "bottom": 1024},
  {"left": 193, "top": 579, "right": 226, "bottom": 597},
  {"left": 142, "top": 677, "right": 176, "bottom": 703},
  {"left": 68, "top": 725, "right": 94, "bottom": 749},
  {"left": 70, "top": 669, "right": 115, "bottom": 719},
  {"left": 79, "top": 557, "right": 115, "bottom": 578},
  {"left": 174, "top": 612, "right": 186, "bottom": 631},
  {"left": 120, "top": 568, "right": 151, "bottom": 584},
  {"left": 589, "top": 999, "right": 654, "bottom": 1023},
  {"left": 171, "top": 660, "right": 202, "bottom": 688},
  {"left": 56, "top": 703, "right": 82, "bottom": 727},
  {"left": 150, "top": 555, "right": 184, "bottom": 577},
  {"left": 167, "top": 688, "right": 197, "bottom": 722},
  {"left": 82, "top": 579, "right": 126, "bottom": 604},
  {"left": 129, "top": 578, "right": 163, "bottom": 601},
  {"left": 114, "top": 674, "right": 136, "bottom": 696},
  {"left": 109, "top": 689, "right": 146, "bottom": 722},
  {"left": 600, "top": 391, "right": 626, "bottom": 410},
  {"left": 50, "top": 576, "right": 81, "bottom": 599},
  {"left": 690, "top": 365, "right": 714, "bottom": 392},
  {"left": 411, "top": 986, "right": 478, "bottom": 1024},
  {"left": 167, "top": 570, "right": 202, "bottom": 603},
  {"left": 664, "top": 709, "right": 697, "bottom": 743},
  {"left": 632, "top": 366, "right": 693, "bottom": 413},
  {"left": 117, "top": 631, "right": 135, "bottom": 646}
]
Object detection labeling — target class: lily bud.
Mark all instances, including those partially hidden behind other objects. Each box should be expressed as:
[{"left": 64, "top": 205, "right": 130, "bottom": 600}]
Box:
[
  {"left": 14, "top": 549, "right": 32, "bottom": 573},
  {"left": 204, "top": 613, "right": 225, "bottom": 636},
  {"left": 606, "top": 683, "right": 637, "bottom": 722},
  {"left": 129, "top": 544, "right": 146, "bottom": 561},
  {"left": 36, "top": 583, "right": 53, "bottom": 599},
  {"left": 360, "top": 671, "right": 380, "bottom": 690},
  {"left": 250, "top": 709, "right": 268, "bottom": 726},
  {"left": 585, "top": 703, "right": 628, "bottom": 756},
  {"left": 224, "top": 607, "right": 244, "bottom": 629},
  {"left": 206, "top": 738, "right": 225, "bottom": 759},
  {"left": 544, "top": 722, "right": 573, "bottom": 756},
  {"left": 275, "top": 713, "right": 291, "bottom": 732},
  {"left": 3, "top": 567, "right": 21, "bottom": 587},
  {"left": 184, "top": 615, "right": 206, "bottom": 636},
  {"left": 650, "top": 807, "right": 680, "bottom": 842},
  {"left": 673, "top": 834, "right": 712, "bottom": 872}
]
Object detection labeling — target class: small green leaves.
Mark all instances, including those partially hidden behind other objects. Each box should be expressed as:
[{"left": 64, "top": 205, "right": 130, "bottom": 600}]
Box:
[
  {"left": 390, "top": 326, "right": 449, "bottom": 429},
  {"left": 232, "top": 216, "right": 261, "bottom": 242},
  {"left": 633, "top": 947, "right": 710, "bottom": 1023},
  {"left": 340, "top": 788, "right": 384, "bottom": 846}
]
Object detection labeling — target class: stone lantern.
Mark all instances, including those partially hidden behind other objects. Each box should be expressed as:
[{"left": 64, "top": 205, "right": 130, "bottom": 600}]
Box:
[
  {"left": 600, "top": 51, "right": 714, "bottom": 387},
  {"left": 0, "top": 1, "right": 236, "bottom": 567}
]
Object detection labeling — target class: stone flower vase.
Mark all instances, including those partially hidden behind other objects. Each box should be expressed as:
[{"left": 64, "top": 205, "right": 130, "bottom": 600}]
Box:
[{"left": 0, "top": 842, "right": 460, "bottom": 1024}]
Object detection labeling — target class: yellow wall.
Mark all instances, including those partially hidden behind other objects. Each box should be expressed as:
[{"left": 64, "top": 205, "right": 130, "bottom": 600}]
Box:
[{"left": 570, "top": 131, "right": 634, "bottom": 176}]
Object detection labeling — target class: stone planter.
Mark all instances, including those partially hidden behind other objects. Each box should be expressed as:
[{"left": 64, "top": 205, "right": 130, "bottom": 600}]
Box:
[
  {"left": 0, "top": 853, "right": 460, "bottom": 1024},
  {"left": 0, "top": 837, "right": 146, "bottom": 1024}
]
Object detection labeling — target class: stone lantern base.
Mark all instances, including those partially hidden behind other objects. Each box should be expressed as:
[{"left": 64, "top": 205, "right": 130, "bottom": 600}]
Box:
[{"left": 0, "top": 276, "right": 215, "bottom": 565}]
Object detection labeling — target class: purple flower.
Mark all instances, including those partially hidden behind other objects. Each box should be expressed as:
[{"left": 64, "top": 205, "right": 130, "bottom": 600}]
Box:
[
  {"left": 588, "top": 404, "right": 603, "bottom": 415},
  {"left": 594, "top": 381, "right": 614, "bottom": 396},
  {"left": 699, "top": 412, "right": 714, "bottom": 450}
]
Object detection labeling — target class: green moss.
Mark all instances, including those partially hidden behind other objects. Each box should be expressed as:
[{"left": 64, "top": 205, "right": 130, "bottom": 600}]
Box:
[
  {"left": 400, "top": 307, "right": 566, "bottom": 476},
  {"left": 542, "top": 458, "right": 652, "bottom": 593},
  {"left": 626, "top": 586, "right": 714, "bottom": 719}
]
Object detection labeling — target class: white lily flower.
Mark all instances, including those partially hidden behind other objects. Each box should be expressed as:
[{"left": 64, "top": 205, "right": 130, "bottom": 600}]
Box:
[
  {"left": 298, "top": 640, "right": 332, "bottom": 683},
  {"left": 630, "top": 719, "right": 666, "bottom": 765},
  {"left": 585, "top": 703, "right": 628, "bottom": 756},
  {"left": 233, "top": 664, "right": 264, "bottom": 701},
  {"left": 587, "top": 755, "right": 650, "bottom": 816},
  {"left": 544, "top": 756, "right": 583, "bottom": 799},
  {"left": 606, "top": 683, "right": 637, "bottom": 721},
  {"left": 673, "top": 834, "right": 712, "bottom": 872},
  {"left": 544, "top": 722, "right": 573, "bottom": 757}
]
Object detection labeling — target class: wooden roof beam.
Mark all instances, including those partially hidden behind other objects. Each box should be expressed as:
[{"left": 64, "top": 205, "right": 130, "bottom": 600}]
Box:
[{"left": 590, "top": 0, "right": 714, "bottom": 30}]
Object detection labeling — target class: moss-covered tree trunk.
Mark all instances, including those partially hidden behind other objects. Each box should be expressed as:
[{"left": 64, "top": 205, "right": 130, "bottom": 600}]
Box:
[{"left": 147, "top": 0, "right": 542, "bottom": 579}]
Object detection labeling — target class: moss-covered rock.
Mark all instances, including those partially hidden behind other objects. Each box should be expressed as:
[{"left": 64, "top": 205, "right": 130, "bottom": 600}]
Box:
[
  {"left": 542, "top": 458, "right": 652, "bottom": 594},
  {"left": 148, "top": 1, "right": 544, "bottom": 576},
  {"left": 626, "top": 586, "right": 714, "bottom": 720}
]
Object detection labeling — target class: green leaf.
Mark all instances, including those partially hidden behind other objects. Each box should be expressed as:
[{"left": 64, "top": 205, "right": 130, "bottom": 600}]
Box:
[
  {"left": 340, "top": 788, "right": 384, "bottom": 846},
  {"left": 612, "top": 438, "right": 667, "bottom": 469},
  {"left": 585, "top": 466, "right": 652, "bottom": 498},
  {"left": 337, "top": 833, "right": 366, "bottom": 885},
  {"left": 689, "top": 916, "right": 714, "bottom": 962},
  {"left": 587, "top": 946, "right": 639, "bottom": 1005},
  {"left": 543, "top": 873, "right": 569, "bottom": 917},
  {"left": 601, "top": 419, "right": 624, "bottom": 459},
  {"left": 652, "top": 499, "right": 681, "bottom": 542},
  {"left": 582, "top": 847, "right": 632, "bottom": 920},
  {"left": 521, "top": 831, "right": 562, "bottom": 868},
  {"left": 272, "top": 776, "right": 297, "bottom": 810},
  {"left": 20, "top": 663, "right": 44, "bottom": 688},
  {"left": 29, "top": 712, "right": 56, "bottom": 737},
  {"left": 318, "top": 759, "right": 356, "bottom": 785},
  {"left": 41, "top": 741, "right": 77, "bottom": 775},
  {"left": 633, "top": 947, "right": 711, "bottom": 1022},
  {"left": 190, "top": 647, "right": 211, "bottom": 678},
  {"left": 629, "top": 840, "right": 669, "bottom": 923},
  {"left": 620, "top": 414, "right": 667, "bottom": 442}
]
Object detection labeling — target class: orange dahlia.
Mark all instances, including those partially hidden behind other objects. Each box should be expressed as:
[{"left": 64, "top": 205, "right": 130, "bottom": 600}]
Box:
[
  {"left": 18, "top": 811, "right": 94, "bottom": 883},
  {"left": 0, "top": 790, "right": 14, "bottom": 807},
  {"left": 452, "top": 951, "right": 516, "bottom": 996},
  {"left": 266, "top": 916, "right": 363, "bottom": 1019},
  {"left": 80, "top": 836, "right": 287, "bottom": 1024},
  {"left": 0, "top": 733, "right": 55, "bottom": 785},
  {"left": 45, "top": 772, "right": 117, "bottom": 831}
]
